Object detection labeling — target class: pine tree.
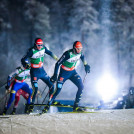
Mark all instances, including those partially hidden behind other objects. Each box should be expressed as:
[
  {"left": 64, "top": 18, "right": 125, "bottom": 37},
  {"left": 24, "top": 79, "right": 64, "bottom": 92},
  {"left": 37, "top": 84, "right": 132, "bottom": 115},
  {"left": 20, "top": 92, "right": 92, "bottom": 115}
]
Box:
[
  {"left": 68, "top": 0, "right": 99, "bottom": 43},
  {"left": 24, "top": 0, "right": 51, "bottom": 44},
  {"left": 111, "top": 0, "right": 134, "bottom": 88},
  {"left": 49, "top": 0, "right": 64, "bottom": 50},
  {"left": 34, "top": 2, "right": 51, "bottom": 41}
]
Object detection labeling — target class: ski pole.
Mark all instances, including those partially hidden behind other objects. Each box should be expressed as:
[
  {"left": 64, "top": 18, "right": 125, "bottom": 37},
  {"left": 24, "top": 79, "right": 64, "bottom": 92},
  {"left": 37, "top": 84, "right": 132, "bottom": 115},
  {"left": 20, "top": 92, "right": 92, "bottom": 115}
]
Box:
[
  {"left": 83, "top": 73, "right": 87, "bottom": 84},
  {"left": 41, "top": 83, "right": 55, "bottom": 104},
  {"left": 37, "top": 95, "right": 39, "bottom": 104},
  {"left": 0, "top": 92, "right": 9, "bottom": 103},
  {"left": 40, "top": 85, "right": 47, "bottom": 98},
  {"left": 4, "top": 92, "right": 8, "bottom": 108},
  {"left": 38, "top": 84, "right": 54, "bottom": 110},
  {"left": 41, "top": 87, "right": 51, "bottom": 104},
  {"left": 0, "top": 82, "right": 8, "bottom": 89}
]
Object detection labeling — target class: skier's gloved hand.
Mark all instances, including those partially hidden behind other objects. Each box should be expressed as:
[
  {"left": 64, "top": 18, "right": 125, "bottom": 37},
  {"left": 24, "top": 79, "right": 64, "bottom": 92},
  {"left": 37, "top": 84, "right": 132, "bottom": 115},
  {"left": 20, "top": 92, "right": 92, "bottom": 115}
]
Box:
[
  {"left": 25, "top": 64, "right": 31, "bottom": 69},
  {"left": 5, "top": 85, "right": 10, "bottom": 93},
  {"left": 6, "top": 89, "right": 10, "bottom": 94},
  {"left": 84, "top": 64, "right": 90, "bottom": 73},
  {"left": 5, "top": 85, "right": 9, "bottom": 90},
  {"left": 50, "top": 74, "right": 57, "bottom": 83}
]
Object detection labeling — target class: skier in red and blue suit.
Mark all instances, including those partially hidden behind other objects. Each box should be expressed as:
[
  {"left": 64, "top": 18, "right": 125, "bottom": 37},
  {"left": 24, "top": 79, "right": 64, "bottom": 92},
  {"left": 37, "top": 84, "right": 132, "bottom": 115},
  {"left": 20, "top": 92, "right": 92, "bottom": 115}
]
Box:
[
  {"left": 21, "top": 38, "right": 58, "bottom": 112},
  {"left": 2, "top": 66, "right": 33, "bottom": 115},
  {"left": 42, "top": 41, "right": 90, "bottom": 113}
]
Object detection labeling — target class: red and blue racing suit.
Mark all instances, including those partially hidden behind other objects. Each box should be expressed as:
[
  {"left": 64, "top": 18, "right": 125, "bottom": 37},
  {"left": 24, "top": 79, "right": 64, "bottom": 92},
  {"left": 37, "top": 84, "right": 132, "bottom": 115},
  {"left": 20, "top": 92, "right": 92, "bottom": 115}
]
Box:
[
  {"left": 14, "top": 89, "right": 29, "bottom": 108},
  {"left": 6, "top": 67, "right": 32, "bottom": 110}
]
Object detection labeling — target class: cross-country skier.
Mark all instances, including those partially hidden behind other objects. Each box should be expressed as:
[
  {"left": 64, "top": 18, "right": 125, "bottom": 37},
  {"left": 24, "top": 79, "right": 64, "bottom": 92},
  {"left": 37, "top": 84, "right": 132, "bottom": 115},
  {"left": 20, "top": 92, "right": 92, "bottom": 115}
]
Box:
[
  {"left": 21, "top": 38, "right": 58, "bottom": 112},
  {"left": 2, "top": 66, "right": 33, "bottom": 115},
  {"left": 42, "top": 41, "right": 90, "bottom": 113}
]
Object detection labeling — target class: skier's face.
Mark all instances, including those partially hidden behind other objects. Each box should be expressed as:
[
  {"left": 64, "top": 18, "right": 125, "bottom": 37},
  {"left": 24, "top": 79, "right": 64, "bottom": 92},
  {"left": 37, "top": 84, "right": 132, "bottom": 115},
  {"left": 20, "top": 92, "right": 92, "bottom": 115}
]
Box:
[
  {"left": 36, "top": 44, "right": 43, "bottom": 50},
  {"left": 75, "top": 47, "right": 82, "bottom": 54}
]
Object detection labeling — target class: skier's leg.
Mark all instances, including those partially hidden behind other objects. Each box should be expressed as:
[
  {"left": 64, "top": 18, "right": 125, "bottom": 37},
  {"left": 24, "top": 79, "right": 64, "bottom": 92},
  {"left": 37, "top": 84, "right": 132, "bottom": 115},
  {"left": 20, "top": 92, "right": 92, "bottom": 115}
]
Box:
[
  {"left": 41, "top": 74, "right": 54, "bottom": 98},
  {"left": 14, "top": 91, "right": 20, "bottom": 108},
  {"left": 42, "top": 69, "right": 69, "bottom": 113},
  {"left": 70, "top": 72, "right": 84, "bottom": 111},
  {"left": 11, "top": 92, "right": 20, "bottom": 115},
  {"left": 10, "top": 92, "right": 19, "bottom": 115},
  {"left": 3, "top": 83, "right": 22, "bottom": 115},
  {"left": 21, "top": 90, "right": 29, "bottom": 100},
  {"left": 48, "top": 69, "right": 70, "bottom": 106},
  {"left": 31, "top": 76, "right": 38, "bottom": 103},
  {"left": 22, "top": 83, "right": 33, "bottom": 113},
  {"left": 21, "top": 83, "right": 33, "bottom": 105},
  {"left": 49, "top": 80, "right": 64, "bottom": 105},
  {"left": 41, "top": 81, "right": 64, "bottom": 113}
]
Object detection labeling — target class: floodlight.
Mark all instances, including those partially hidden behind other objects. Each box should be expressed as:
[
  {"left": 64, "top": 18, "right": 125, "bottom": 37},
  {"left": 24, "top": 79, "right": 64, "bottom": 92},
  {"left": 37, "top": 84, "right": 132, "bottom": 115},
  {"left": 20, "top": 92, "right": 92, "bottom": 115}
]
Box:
[{"left": 96, "top": 72, "right": 119, "bottom": 102}]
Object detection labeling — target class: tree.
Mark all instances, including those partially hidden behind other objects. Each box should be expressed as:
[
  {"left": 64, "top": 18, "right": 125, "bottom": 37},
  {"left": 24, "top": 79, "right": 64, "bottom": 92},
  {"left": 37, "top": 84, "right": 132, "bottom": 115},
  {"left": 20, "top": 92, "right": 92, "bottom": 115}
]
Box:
[
  {"left": 48, "top": 0, "right": 64, "bottom": 50},
  {"left": 68, "top": 0, "right": 99, "bottom": 43},
  {"left": 24, "top": 0, "right": 51, "bottom": 45},
  {"left": 111, "top": 0, "right": 134, "bottom": 88}
]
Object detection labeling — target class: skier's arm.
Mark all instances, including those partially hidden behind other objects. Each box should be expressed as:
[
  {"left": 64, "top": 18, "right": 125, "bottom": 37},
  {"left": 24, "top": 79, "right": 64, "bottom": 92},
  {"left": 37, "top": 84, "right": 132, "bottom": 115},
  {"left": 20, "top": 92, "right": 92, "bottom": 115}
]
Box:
[
  {"left": 80, "top": 53, "right": 88, "bottom": 65},
  {"left": 21, "top": 48, "right": 33, "bottom": 68},
  {"left": 5, "top": 69, "right": 19, "bottom": 90},
  {"left": 80, "top": 53, "right": 90, "bottom": 73},
  {"left": 54, "top": 51, "right": 70, "bottom": 75},
  {"left": 50, "top": 51, "right": 70, "bottom": 82},
  {"left": 45, "top": 47, "right": 58, "bottom": 61},
  {"left": 5, "top": 75, "right": 13, "bottom": 90}
]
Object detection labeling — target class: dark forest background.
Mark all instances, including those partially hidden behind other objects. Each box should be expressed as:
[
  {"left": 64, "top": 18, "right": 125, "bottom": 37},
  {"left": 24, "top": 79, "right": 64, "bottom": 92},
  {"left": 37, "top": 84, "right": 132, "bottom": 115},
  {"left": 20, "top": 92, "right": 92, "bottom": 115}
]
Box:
[{"left": 0, "top": 0, "right": 134, "bottom": 112}]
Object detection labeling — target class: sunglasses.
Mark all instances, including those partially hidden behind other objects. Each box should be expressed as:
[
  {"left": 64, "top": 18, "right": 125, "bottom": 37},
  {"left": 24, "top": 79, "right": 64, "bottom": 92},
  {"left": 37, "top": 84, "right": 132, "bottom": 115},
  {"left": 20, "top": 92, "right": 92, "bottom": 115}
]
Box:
[
  {"left": 75, "top": 47, "right": 82, "bottom": 51},
  {"left": 37, "top": 44, "right": 43, "bottom": 47}
]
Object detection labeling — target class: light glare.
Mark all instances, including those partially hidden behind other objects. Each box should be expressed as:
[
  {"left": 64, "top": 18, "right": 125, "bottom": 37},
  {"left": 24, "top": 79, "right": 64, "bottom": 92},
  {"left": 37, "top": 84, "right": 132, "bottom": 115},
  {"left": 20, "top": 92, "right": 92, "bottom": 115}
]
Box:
[{"left": 96, "top": 73, "right": 118, "bottom": 102}]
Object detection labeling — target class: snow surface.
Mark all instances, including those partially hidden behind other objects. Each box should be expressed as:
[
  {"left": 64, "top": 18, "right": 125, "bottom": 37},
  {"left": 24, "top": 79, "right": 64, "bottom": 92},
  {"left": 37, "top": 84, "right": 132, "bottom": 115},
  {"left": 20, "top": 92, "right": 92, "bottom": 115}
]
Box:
[{"left": 0, "top": 109, "right": 134, "bottom": 134}]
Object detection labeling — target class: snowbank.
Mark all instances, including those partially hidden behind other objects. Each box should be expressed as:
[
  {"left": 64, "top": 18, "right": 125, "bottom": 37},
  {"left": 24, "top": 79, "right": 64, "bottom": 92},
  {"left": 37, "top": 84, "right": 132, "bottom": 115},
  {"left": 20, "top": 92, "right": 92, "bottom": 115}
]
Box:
[{"left": 0, "top": 109, "right": 134, "bottom": 134}]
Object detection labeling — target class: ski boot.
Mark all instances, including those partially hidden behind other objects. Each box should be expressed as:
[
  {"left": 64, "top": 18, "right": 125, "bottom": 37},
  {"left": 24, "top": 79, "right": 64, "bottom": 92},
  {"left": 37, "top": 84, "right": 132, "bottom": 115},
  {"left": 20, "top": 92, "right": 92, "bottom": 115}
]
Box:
[
  {"left": 42, "top": 105, "right": 50, "bottom": 114},
  {"left": 29, "top": 103, "right": 34, "bottom": 113},
  {"left": 2, "top": 108, "right": 7, "bottom": 115},
  {"left": 25, "top": 103, "right": 34, "bottom": 114},
  {"left": 24, "top": 104, "right": 28, "bottom": 114},
  {"left": 11, "top": 108, "right": 16, "bottom": 115},
  {"left": 79, "top": 106, "right": 87, "bottom": 111},
  {"left": 24, "top": 104, "right": 31, "bottom": 114},
  {"left": 52, "top": 101, "right": 64, "bottom": 106},
  {"left": 73, "top": 106, "right": 85, "bottom": 112}
]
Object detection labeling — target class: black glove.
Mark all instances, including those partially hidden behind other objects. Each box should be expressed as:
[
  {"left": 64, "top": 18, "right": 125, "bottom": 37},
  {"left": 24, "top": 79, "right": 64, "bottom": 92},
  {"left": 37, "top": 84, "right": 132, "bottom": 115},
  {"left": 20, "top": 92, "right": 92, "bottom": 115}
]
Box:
[
  {"left": 5, "top": 85, "right": 10, "bottom": 93},
  {"left": 5, "top": 85, "right": 9, "bottom": 90},
  {"left": 25, "top": 64, "right": 31, "bottom": 69},
  {"left": 50, "top": 74, "right": 57, "bottom": 83},
  {"left": 84, "top": 64, "right": 90, "bottom": 73}
]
